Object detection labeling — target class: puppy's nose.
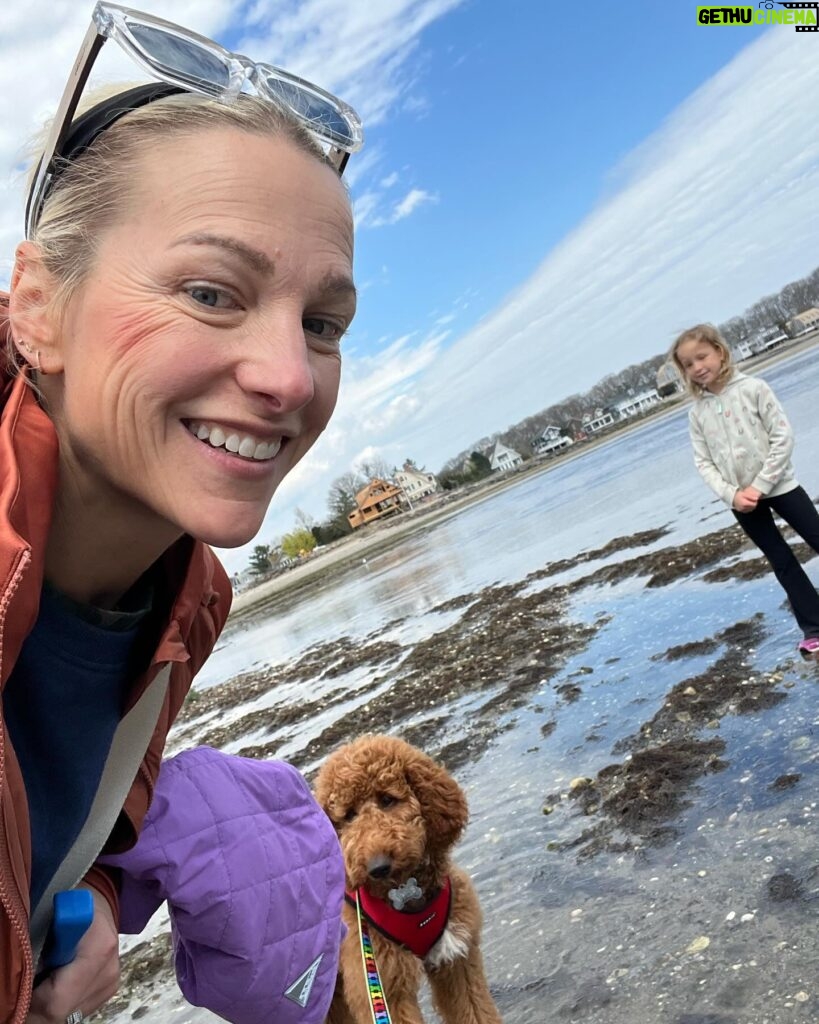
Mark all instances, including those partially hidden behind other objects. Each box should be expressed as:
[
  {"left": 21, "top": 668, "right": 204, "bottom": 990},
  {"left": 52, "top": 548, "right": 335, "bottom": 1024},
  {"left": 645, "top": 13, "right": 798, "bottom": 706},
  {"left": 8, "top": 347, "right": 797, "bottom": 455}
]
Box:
[{"left": 367, "top": 855, "right": 392, "bottom": 879}]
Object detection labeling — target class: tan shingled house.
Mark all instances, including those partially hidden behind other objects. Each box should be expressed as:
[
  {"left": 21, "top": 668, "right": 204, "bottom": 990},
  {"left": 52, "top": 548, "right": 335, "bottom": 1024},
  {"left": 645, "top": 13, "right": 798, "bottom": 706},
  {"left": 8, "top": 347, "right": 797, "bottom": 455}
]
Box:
[{"left": 347, "top": 478, "right": 404, "bottom": 529}]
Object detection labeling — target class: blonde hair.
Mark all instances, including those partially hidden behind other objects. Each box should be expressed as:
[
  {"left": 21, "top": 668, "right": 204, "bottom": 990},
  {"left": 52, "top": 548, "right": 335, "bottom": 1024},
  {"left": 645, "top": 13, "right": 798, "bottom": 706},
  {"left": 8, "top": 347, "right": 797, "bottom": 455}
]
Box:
[
  {"left": 670, "top": 323, "right": 735, "bottom": 397},
  {"left": 26, "top": 84, "right": 333, "bottom": 315}
]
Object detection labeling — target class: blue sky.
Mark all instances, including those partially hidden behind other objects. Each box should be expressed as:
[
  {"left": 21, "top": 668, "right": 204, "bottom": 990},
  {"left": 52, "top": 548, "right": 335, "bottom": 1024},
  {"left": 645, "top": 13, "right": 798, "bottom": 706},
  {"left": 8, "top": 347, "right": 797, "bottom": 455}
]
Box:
[
  {"left": 1, "top": 2, "right": 817, "bottom": 575},
  {"left": 348, "top": 2, "right": 771, "bottom": 355}
]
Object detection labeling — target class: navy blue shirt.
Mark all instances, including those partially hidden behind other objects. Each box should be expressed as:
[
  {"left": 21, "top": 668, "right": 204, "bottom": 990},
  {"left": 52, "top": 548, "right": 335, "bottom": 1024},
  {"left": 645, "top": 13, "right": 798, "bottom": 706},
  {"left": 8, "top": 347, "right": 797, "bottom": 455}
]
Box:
[{"left": 3, "top": 582, "right": 151, "bottom": 909}]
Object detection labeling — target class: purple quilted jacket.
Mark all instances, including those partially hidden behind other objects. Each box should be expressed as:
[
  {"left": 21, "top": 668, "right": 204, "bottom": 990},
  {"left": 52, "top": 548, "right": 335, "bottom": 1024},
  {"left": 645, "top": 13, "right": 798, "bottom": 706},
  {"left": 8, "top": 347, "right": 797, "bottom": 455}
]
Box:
[{"left": 102, "top": 746, "right": 344, "bottom": 1024}]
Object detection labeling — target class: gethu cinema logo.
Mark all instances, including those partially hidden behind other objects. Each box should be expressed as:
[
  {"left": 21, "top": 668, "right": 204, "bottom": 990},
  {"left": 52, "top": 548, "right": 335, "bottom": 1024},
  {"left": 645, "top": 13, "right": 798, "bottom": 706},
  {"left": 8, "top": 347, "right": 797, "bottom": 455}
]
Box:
[{"left": 697, "top": 4, "right": 818, "bottom": 24}]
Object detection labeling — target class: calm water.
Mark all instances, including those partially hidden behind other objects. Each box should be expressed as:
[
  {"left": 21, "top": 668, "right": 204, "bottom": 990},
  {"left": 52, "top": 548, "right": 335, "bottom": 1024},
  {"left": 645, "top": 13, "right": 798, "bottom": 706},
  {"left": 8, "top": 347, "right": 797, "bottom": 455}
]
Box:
[{"left": 122, "top": 349, "right": 819, "bottom": 1023}]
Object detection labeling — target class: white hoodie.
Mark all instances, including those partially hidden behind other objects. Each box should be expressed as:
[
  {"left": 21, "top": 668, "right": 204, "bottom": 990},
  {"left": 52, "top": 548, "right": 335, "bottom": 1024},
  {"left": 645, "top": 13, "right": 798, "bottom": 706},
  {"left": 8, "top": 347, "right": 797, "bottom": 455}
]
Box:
[{"left": 688, "top": 371, "right": 798, "bottom": 508}]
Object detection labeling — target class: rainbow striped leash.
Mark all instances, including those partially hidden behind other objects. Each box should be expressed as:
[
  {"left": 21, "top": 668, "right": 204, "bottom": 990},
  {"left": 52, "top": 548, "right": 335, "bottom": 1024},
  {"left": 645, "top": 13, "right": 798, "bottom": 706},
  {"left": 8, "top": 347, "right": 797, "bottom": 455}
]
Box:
[{"left": 355, "top": 891, "right": 393, "bottom": 1024}]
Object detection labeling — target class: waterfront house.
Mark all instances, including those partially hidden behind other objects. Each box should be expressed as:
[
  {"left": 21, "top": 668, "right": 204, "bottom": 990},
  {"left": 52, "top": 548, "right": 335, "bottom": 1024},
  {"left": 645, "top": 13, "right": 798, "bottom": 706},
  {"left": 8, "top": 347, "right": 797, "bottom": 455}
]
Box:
[
  {"left": 395, "top": 461, "right": 438, "bottom": 503},
  {"left": 532, "top": 425, "right": 573, "bottom": 456},
  {"left": 734, "top": 327, "right": 788, "bottom": 361},
  {"left": 347, "top": 478, "right": 404, "bottom": 529},
  {"left": 732, "top": 338, "right": 754, "bottom": 361},
  {"left": 612, "top": 388, "right": 661, "bottom": 419},
  {"left": 489, "top": 440, "right": 523, "bottom": 472},
  {"left": 582, "top": 409, "right": 615, "bottom": 434}
]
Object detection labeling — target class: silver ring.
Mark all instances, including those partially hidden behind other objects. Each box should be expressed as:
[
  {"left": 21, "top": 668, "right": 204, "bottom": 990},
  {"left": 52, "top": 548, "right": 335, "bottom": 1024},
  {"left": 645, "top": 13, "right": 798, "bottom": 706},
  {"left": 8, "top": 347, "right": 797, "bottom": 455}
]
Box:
[{"left": 66, "top": 1012, "right": 84, "bottom": 1024}]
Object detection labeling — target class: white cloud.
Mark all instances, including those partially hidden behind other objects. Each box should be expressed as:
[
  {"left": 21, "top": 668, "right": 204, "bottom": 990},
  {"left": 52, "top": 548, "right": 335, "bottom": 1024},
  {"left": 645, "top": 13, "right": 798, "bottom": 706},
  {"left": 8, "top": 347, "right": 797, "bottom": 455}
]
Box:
[
  {"left": 236, "top": 0, "right": 465, "bottom": 127},
  {"left": 352, "top": 191, "right": 382, "bottom": 229},
  {"left": 365, "top": 187, "right": 438, "bottom": 228},
  {"left": 401, "top": 94, "right": 431, "bottom": 118},
  {"left": 391, "top": 187, "right": 437, "bottom": 221}
]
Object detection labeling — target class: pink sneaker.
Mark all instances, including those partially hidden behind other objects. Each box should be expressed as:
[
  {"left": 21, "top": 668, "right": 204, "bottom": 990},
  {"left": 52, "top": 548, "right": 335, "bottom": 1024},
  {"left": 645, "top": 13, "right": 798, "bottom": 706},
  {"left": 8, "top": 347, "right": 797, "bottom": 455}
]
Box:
[{"left": 798, "top": 637, "right": 819, "bottom": 660}]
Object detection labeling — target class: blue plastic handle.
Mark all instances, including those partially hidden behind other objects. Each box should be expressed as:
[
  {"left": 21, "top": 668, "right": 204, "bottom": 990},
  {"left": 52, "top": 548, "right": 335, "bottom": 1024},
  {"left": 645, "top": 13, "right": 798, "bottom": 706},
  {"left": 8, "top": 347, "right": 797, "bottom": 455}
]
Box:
[{"left": 43, "top": 890, "right": 94, "bottom": 971}]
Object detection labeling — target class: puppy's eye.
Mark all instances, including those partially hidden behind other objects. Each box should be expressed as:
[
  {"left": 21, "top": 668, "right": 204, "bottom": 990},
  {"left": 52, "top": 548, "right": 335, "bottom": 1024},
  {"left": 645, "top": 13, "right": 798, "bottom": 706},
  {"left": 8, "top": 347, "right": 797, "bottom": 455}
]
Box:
[
  {"left": 377, "top": 793, "right": 398, "bottom": 809},
  {"left": 343, "top": 808, "right": 358, "bottom": 822}
]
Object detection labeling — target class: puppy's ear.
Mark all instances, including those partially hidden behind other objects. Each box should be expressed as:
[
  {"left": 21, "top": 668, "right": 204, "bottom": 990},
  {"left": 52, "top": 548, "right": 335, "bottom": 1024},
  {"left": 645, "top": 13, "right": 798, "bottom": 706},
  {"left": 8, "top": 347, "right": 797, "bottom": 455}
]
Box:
[
  {"left": 404, "top": 750, "right": 468, "bottom": 849},
  {"left": 313, "top": 764, "right": 336, "bottom": 816},
  {"left": 313, "top": 757, "right": 354, "bottom": 831}
]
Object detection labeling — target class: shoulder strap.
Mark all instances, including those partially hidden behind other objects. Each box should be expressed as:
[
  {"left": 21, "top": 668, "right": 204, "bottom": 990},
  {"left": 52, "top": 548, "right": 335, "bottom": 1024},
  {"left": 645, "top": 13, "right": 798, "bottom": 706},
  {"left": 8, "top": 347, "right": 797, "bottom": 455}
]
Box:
[{"left": 29, "top": 664, "right": 171, "bottom": 958}]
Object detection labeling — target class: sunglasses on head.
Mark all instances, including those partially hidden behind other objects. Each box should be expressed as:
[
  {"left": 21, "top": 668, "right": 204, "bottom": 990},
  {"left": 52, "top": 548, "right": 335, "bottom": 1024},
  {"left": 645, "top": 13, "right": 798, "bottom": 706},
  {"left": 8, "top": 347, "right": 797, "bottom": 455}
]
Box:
[{"left": 25, "top": 2, "right": 364, "bottom": 237}]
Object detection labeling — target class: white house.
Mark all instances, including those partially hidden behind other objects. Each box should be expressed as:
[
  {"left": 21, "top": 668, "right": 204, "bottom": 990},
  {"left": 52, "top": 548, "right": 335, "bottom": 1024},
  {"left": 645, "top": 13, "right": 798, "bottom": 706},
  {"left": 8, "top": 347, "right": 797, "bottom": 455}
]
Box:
[
  {"left": 395, "top": 462, "right": 438, "bottom": 501},
  {"left": 732, "top": 338, "right": 754, "bottom": 361},
  {"left": 489, "top": 440, "right": 523, "bottom": 472},
  {"left": 582, "top": 410, "right": 614, "bottom": 434},
  {"left": 613, "top": 389, "right": 661, "bottom": 419},
  {"left": 532, "top": 425, "right": 573, "bottom": 456},
  {"left": 733, "top": 327, "right": 788, "bottom": 361}
]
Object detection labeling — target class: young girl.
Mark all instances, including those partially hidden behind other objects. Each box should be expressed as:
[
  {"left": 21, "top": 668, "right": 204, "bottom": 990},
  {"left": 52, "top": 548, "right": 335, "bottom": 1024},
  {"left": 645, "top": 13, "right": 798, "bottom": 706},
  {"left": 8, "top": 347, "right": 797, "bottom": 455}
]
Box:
[{"left": 671, "top": 323, "right": 819, "bottom": 661}]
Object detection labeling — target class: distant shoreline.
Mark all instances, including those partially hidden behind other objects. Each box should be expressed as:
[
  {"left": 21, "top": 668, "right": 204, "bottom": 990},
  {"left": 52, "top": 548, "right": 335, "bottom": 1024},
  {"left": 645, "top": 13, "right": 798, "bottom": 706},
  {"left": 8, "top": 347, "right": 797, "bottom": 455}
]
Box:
[{"left": 228, "top": 330, "right": 819, "bottom": 623}]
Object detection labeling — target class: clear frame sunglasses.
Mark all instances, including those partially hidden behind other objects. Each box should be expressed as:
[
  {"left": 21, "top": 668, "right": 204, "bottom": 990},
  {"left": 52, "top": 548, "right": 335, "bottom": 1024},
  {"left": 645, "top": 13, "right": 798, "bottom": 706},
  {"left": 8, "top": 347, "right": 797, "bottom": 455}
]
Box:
[{"left": 26, "top": 2, "right": 364, "bottom": 237}]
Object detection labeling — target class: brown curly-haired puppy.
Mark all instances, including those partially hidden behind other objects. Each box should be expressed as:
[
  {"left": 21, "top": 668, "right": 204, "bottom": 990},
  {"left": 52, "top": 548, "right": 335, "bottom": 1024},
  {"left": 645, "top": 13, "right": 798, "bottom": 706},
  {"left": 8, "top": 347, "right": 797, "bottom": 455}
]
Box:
[{"left": 315, "top": 735, "right": 502, "bottom": 1024}]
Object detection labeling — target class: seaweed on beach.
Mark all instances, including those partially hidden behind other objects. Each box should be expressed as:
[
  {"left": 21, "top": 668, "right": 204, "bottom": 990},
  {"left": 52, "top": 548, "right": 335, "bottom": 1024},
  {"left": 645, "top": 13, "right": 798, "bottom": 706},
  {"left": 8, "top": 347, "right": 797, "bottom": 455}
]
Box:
[
  {"left": 574, "top": 526, "right": 752, "bottom": 590},
  {"left": 702, "top": 541, "right": 816, "bottom": 584},
  {"left": 175, "top": 636, "right": 404, "bottom": 731},
  {"left": 546, "top": 614, "right": 790, "bottom": 858},
  {"left": 524, "top": 526, "right": 671, "bottom": 583},
  {"left": 182, "top": 524, "right": 786, "bottom": 774},
  {"left": 235, "top": 578, "right": 603, "bottom": 773},
  {"left": 181, "top": 519, "right": 791, "bottom": 765},
  {"left": 652, "top": 637, "right": 720, "bottom": 661},
  {"left": 569, "top": 737, "right": 727, "bottom": 828}
]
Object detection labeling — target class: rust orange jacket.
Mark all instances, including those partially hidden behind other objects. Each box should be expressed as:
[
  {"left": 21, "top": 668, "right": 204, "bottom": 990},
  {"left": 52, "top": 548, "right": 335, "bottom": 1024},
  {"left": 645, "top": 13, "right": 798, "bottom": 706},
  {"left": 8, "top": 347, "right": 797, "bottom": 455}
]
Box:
[{"left": 0, "top": 301, "right": 232, "bottom": 1022}]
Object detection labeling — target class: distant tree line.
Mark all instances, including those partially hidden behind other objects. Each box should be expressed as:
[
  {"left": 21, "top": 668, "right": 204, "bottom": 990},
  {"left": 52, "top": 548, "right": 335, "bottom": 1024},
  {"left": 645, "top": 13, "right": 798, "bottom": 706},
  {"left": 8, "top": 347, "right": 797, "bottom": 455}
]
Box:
[
  {"left": 719, "top": 265, "right": 819, "bottom": 347},
  {"left": 437, "top": 451, "right": 493, "bottom": 490}
]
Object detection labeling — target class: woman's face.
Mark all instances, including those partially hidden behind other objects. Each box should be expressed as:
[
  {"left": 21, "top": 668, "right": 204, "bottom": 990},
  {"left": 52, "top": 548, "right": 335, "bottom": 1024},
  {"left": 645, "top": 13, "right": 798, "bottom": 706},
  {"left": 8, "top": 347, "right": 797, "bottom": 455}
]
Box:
[{"left": 43, "top": 128, "right": 355, "bottom": 549}]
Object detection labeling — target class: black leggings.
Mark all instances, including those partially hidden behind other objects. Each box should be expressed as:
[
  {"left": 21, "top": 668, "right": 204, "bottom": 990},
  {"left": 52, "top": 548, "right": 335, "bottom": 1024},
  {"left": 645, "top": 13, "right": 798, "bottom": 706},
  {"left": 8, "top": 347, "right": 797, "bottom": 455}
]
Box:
[{"left": 732, "top": 485, "right": 819, "bottom": 639}]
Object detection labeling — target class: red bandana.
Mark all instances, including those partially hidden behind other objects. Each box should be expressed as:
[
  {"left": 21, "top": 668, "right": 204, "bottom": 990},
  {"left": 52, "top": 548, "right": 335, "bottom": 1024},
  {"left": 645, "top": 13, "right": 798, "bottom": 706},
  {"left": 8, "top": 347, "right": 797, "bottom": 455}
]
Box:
[{"left": 346, "top": 878, "right": 452, "bottom": 959}]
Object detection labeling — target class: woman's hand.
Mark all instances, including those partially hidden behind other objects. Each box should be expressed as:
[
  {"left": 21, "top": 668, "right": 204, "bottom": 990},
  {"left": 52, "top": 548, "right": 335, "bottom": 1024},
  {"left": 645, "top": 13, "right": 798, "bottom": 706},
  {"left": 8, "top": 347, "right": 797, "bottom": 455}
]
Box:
[
  {"left": 733, "top": 488, "right": 760, "bottom": 512},
  {"left": 27, "top": 888, "right": 119, "bottom": 1023}
]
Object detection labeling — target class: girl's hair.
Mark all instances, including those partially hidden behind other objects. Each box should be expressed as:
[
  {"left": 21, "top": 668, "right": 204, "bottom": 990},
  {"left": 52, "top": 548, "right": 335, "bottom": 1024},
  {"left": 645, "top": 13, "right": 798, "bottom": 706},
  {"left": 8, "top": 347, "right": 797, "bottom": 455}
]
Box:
[
  {"left": 25, "top": 84, "right": 333, "bottom": 316},
  {"left": 670, "top": 323, "right": 735, "bottom": 397}
]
